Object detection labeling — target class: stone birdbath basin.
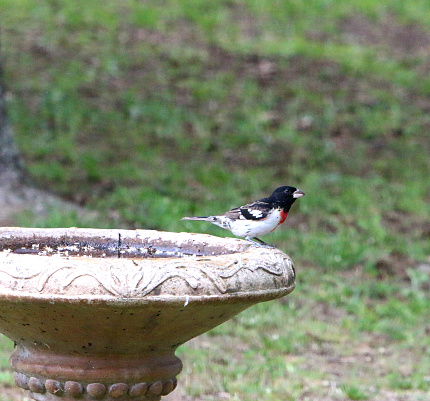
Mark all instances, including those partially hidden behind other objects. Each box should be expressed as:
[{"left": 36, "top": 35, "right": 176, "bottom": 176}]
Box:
[{"left": 0, "top": 227, "right": 295, "bottom": 400}]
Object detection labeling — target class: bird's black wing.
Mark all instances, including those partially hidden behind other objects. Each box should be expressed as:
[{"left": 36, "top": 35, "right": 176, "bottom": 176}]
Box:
[{"left": 225, "top": 199, "right": 271, "bottom": 221}]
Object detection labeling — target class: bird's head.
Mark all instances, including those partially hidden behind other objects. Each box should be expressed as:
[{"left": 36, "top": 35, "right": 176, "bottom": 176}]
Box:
[
  {"left": 270, "top": 186, "right": 305, "bottom": 211},
  {"left": 272, "top": 186, "right": 305, "bottom": 199}
]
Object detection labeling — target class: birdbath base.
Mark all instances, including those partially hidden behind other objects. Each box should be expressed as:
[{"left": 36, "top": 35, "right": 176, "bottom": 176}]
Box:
[{"left": 0, "top": 228, "right": 295, "bottom": 400}]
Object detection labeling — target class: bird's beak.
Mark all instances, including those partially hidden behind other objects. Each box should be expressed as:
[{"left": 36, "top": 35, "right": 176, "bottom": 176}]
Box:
[{"left": 293, "top": 189, "right": 305, "bottom": 198}]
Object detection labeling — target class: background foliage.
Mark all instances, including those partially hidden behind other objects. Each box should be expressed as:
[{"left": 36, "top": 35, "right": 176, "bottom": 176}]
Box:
[{"left": 1, "top": 1, "right": 429, "bottom": 400}]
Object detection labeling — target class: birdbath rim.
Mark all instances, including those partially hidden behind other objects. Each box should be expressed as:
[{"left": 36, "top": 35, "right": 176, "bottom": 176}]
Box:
[{"left": 0, "top": 227, "right": 295, "bottom": 301}]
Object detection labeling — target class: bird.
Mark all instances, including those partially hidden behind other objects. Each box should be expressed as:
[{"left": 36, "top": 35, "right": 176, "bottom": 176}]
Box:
[{"left": 182, "top": 186, "right": 305, "bottom": 247}]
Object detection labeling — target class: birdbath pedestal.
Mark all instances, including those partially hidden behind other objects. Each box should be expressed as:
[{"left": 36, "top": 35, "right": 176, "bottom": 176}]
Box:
[{"left": 0, "top": 227, "right": 295, "bottom": 400}]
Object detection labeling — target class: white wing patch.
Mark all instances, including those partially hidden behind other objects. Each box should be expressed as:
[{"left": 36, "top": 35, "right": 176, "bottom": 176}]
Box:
[{"left": 244, "top": 209, "right": 264, "bottom": 219}]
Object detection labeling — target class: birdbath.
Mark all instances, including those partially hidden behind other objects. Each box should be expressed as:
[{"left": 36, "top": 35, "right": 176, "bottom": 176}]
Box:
[{"left": 0, "top": 227, "right": 295, "bottom": 401}]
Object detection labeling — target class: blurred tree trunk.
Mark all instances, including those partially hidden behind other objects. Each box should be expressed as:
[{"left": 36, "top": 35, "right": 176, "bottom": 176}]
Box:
[
  {"left": 0, "top": 42, "right": 25, "bottom": 186},
  {"left": 0, "top": 36, "right": 33, "bottom": 226},
  {"left": 0, "top": 30, "right": 97, "bottom": 227}
]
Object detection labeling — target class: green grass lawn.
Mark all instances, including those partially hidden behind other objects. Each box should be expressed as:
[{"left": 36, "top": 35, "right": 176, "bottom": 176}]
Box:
[{"left": 1, "top": 0, "right": 429, "bottom": 400}]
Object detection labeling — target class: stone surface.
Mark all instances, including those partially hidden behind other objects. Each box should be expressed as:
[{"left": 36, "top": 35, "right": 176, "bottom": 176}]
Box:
[{"left": 0, "top": 227, "right": 295, "bottom": 400}]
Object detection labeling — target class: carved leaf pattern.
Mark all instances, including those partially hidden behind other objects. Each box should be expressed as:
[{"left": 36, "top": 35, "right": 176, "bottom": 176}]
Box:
[
  {"left": 61, "top": 262, "right": 204, "bottom": 296},
  {"left": 0, "top": 251, "right": 290, "bottom": 297}
]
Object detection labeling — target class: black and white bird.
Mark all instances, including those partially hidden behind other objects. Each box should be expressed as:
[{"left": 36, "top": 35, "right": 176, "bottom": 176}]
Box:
[{"left": 182, "top": 186, "right": 305, "bottom": 247}]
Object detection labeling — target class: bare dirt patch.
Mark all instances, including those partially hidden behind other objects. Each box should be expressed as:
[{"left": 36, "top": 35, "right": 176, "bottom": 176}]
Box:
[{"left": 340, "top": 14, "right": 430, "bottom": 57}]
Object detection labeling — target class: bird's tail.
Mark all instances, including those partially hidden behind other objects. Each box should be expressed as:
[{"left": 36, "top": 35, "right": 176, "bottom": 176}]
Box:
[{"left": 181, "top": 216, "right": 213, "bottom": 221}]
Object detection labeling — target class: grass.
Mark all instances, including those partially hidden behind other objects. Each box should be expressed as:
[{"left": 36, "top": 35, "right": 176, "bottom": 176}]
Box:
[{"left": 1, "top": 0, "right": 430, "bottom": 400}]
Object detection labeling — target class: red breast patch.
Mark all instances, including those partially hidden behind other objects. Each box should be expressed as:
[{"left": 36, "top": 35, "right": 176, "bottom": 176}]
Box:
[
  {"left": 270, "top": 210, "right": 288, "bottom": 232},
  {"left": 279, "top": 210, "right": 288, "bottom": 224}
]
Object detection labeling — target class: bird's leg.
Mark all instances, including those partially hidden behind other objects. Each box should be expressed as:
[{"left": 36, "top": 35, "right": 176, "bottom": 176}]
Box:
[
  {"left": 253, "top": 237, "right": 275, "bottom": 248},
  {"left": 245, "top": 236, "right": 275, "bottom": 248}
]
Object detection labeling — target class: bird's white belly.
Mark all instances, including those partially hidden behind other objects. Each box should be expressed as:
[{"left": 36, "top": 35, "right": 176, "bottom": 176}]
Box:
[{"left": 229, "top": 211, "right": 282, "bottom": 237}]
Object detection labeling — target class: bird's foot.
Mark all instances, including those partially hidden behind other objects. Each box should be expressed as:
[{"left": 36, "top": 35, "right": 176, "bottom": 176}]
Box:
[{"left": 245, "top": 237, "right": 276, "bottom": 249}]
